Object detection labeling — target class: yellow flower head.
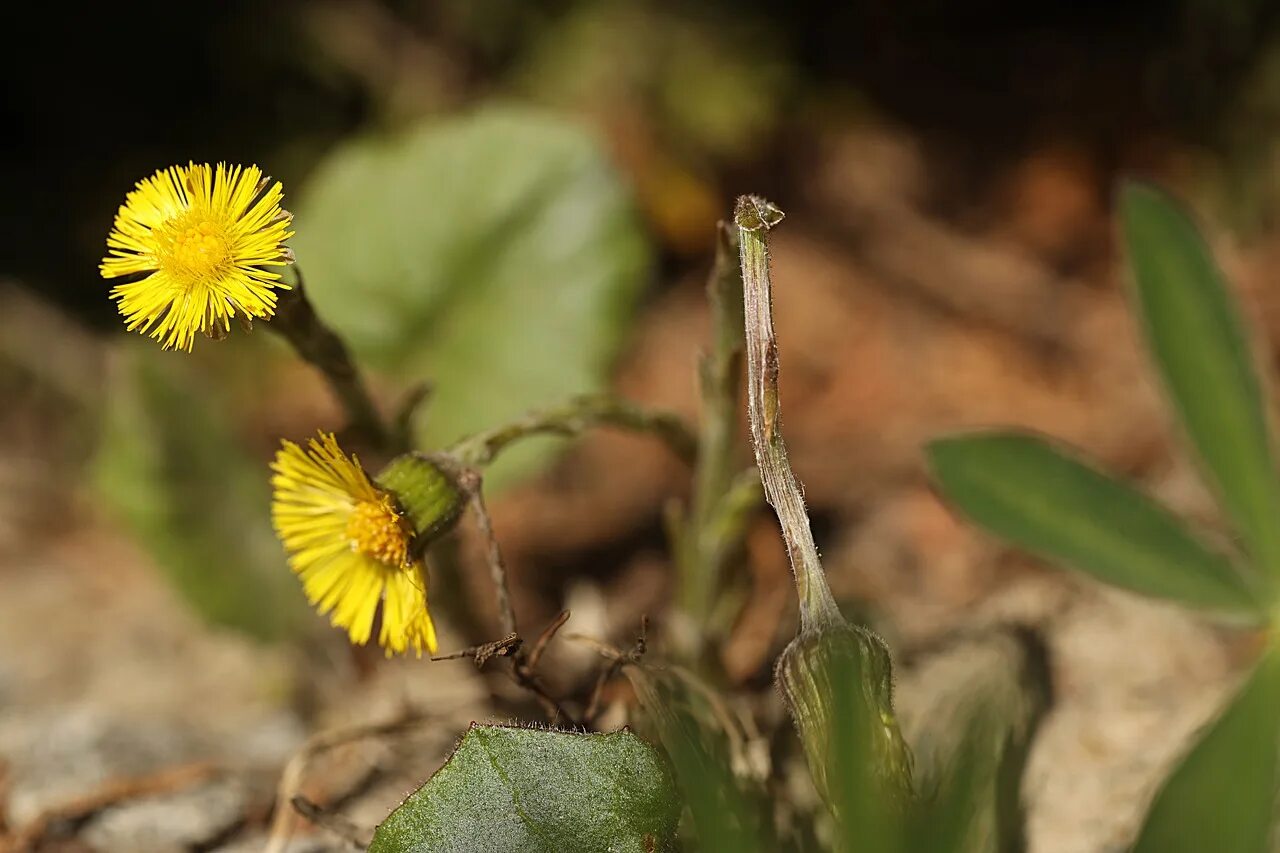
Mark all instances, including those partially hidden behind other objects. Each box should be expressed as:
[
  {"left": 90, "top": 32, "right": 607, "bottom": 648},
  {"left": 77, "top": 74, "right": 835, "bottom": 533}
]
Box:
[
  {"left": 101, "top": 162, "right": 294, "bottom": 351},
  {"left": 270, "top": 432, "right": 438, "bottom": 655}
]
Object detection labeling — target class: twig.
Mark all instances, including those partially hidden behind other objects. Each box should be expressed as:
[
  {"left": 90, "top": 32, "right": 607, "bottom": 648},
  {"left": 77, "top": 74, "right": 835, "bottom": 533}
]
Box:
[
  {"left": 431, "top": 633, "right": 522, "bottom": 665},
  {"left": 263, "top": 711, "right": 427, "bottom": 853},
  {"left": 290, "top": 797, "right": 368, "bottom": 849},
  {"left": 448, "top": 394, "right": 698, "bottom": 469},
  {"left": 455, "top": 467, "right": 518, "bottom": 638},
  {"left": 1, "top": 762, "right": 217, "bottom": 853},
  {"left": 735, "top": 196, "right": 841, "bottom": 631},
  {"left": 581, "top": 619, "right": 649, "bottom": 726},
  {"left": 433, "top": 461, "right": 579, "bottom": 726},
  {"left": 269, "top": 269, "right": 392, "bottom": 451},
  {"left": 527, "top": 610, "right": 571, "bottom": 671}
]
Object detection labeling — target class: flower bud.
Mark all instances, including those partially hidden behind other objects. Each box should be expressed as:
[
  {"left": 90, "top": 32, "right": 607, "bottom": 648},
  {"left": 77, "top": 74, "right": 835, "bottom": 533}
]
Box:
[{"left": 775, "top": 621, "right": 913, "bottom": 811}]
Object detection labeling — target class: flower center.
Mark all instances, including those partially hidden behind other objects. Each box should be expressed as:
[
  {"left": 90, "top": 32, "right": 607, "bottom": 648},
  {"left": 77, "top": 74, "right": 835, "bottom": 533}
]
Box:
[
  {"left": 159, "top": 217, "right": 230, "bottom": 282},
  {"left": 346, "top": 496, "right": 413, "bottom": 568}
]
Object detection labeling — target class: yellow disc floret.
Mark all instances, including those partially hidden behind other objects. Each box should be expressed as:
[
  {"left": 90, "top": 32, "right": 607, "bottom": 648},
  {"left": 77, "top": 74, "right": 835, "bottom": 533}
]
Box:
[
  {"left": 163, "top": 219, "right": 231, "bottom": 282},
  {"left": 100, "top": 162, "right": 294, "bottom": 351},
  {"left": 346, "top": 496, "right": 413, "bottom": 568}
]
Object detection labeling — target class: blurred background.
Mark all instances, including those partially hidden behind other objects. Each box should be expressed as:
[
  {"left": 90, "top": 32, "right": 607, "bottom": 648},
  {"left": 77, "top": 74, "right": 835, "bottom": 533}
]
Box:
[{"left": 5, "top": 1, "right": 1280, "bottom": 850}]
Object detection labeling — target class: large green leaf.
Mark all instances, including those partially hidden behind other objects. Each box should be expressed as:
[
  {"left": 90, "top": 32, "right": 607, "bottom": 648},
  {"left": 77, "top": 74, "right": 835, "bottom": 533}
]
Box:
[
  {"left": 928, "top": 432, "right": 1262, "bottom": 618},
  {"left": 1121, "top": 183, "right": 1280, "bottom": 578},
  {"left": 1132, "top": 647, "right": 1280, "bottom": 853},
  {"left": 293, "top": 106, "right": 651, "bottom": 483},
  {"left": 92, "top": 344, "right": 306, "bottom": 641},
  {"left": 369, "top": 725, "right": 680, "bottom": 853}
]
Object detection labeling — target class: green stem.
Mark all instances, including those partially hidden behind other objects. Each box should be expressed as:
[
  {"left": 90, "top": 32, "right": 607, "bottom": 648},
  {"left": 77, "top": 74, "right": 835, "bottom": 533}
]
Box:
[
  {"left": 448, "top": 393, "right": 697, "bottom": 469},
  {"left": 735, "top": 196, "right": 841, "bottom": 632},
  {"left": 679, "top": 223, "right": 761, "bottom": 620},
  {"left": 269, "top": 269, "right": 392, "bottom": 451}
]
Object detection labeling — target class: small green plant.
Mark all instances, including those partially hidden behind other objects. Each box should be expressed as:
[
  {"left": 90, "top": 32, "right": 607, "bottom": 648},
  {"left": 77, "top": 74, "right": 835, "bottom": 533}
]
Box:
[{"left": 930, "top": 183, "right": 1280, "bottom": 852}]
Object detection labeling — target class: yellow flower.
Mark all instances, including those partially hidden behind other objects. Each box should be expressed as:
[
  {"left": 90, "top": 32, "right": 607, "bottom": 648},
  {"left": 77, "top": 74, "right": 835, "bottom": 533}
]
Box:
[
  {"left": 270, "top": 432, "right": 438, "bottom": 655},
  {"left": 100, "top": 162, "right": 294, "bottom": 352}
]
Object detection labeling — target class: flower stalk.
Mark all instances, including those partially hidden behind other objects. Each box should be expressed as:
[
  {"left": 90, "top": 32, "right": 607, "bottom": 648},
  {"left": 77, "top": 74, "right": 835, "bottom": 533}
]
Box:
[
  {"left": 735, "top": 195, "right": 841, "bottom": 630},
  {"left": 270, "top": 272, "right": 392, "bottom": 452}
]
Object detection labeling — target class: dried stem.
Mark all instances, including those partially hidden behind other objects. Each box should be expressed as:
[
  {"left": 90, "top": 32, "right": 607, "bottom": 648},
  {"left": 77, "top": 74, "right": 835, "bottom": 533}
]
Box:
[
  {"left": 735, "top": 196, "right": 841, "bottom": 631},
  {"left": 436, "top": 460, "right": 578, "bottom": 726},
  {"left": 1, "top": 762, "right": 218, "bottom": 852},
  {"left": 448, "top": 393, "right": 697, "bottom": 469},
  {"left": 459, "top": 469, "right": 518, "bottom": 638},
  {"left": 264, "top": 711, "right": 428, "bottom": 853},
  {"left": 580, "top": 618, "right": 648, "bottom": 727},
  {"left": 290, "top": 797, "right": 369, "bottom": 849},
  {"left": 269, "top": 269, "right": 392, "bottom": 451},
  {"left": 527, "top": 609, "right": 571, "bottom": 670}
]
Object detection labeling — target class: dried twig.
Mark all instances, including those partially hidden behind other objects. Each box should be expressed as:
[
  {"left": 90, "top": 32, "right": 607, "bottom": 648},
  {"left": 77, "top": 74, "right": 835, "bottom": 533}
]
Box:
[
  {"left": 290, "top": 796, "right": 369, "bottom": 849},
  {"left": 577, "top": 619, "right": 649, "bottom": 727},
  {"left": 263, "top": 711, "right": 428, "bottom": 853},
  {"left": 527, "top": 610, "right": 571, "bottom": 671},
  {"left": 735, "top": 196, "right": 841, "bottom": 631},
  {"left": 0, "top": 762, "right": 218, "bottom": 853},
  {"left": 431, "top": 633, "right": 522, "bottom": 665},
  {"left": 452, "top": 466, "right": 518, "bottom": 638},
  {"left": 435, "top": 462, "right": 580, "bottom": 726}
]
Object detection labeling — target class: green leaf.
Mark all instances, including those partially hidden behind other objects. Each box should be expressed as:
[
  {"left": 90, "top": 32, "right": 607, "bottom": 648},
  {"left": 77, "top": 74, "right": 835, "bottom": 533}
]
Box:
[
  {"left": 1121, "top": 182, "right": 1280, "bottom": 577},
  {"left": 1132, "top": 647, "right": 1280, "bottom": 853},
  {"left": 370, "top": 725, "right": 680, "bottom": 853},
  {"left": 928, "top": 432, "right": 1262, "bottom": 618},
  {"left": 293, "top": 106, "right": 651, "bottom": 485},
  {"left": 92, "top": 344, "right": 307, "bottom": 641}
]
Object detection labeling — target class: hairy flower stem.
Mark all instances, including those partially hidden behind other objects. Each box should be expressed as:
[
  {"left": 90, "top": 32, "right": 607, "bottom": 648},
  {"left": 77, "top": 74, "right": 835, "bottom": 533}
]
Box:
[
  {"left": 735, "top": 196, "right": 842, "bottom": 632},
  {"left": 270, "top": 270, "right": 392, "bottom": 452},
  {"left": 448, "top": 393, "right": 697, "bottom": 469}
]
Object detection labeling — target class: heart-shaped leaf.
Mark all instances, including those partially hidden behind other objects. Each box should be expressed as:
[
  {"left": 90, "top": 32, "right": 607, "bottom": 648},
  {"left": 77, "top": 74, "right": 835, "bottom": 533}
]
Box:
[
  {"left": 293, "top": 106, "right": 651, "bottom": 484},
  {"left": 370, "top": 724, "right": 680, "bottom": 853}
]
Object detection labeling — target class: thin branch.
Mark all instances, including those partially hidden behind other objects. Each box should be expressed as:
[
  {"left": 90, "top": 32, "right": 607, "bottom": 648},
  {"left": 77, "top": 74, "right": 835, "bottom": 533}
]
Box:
[
  {"left": 263, "top": 711, "right": 427, "bottom": 853},
  {"left": 431, "top": 634, "right": 522, "bottom": 665},
  {"left": 290, "top": 797, "right": 368, "bottom": 849},
  {"left": 735, "top": 196, "right": 841, "bottom": 631},
  {"left": 456, "top": 467, "right": 518, "bottom": 638},
  {"left": 448, "top": 394, "right": 697, "bottom": 469},
  {"left": 269, "top": 270, "right": 392, "bottom": 451},
  {"left": 582, "top": 618, "right": 649, "bottom": 727},
  {"left": 1, "top": 762, "right": 218, "bottom": 852},
  {"left": 527, "top": 610, "right": 571, "bottom": 671},
  {"left": 433, "top": 460, "right": 579, "bottom": 726}
]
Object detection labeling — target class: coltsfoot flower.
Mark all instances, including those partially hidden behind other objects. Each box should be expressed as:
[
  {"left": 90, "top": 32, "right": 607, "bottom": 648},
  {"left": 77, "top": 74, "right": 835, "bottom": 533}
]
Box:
[
  {"left": 271, "top": 432, "right": 439, "bottom": 655},
  {"left": 101, "top": 162, "right": 294, "bottom": 351}
]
